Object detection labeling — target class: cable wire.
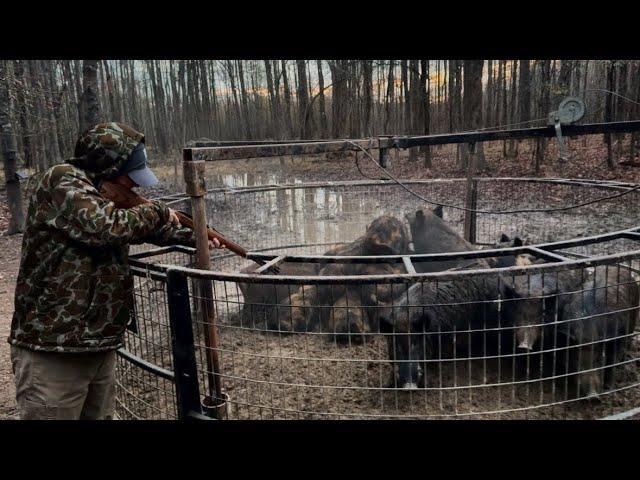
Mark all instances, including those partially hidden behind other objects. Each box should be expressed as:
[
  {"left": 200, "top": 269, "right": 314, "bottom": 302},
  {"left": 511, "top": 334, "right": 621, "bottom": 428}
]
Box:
[{"left": 346, "top": 139, "right": 640, "bottom": 215}]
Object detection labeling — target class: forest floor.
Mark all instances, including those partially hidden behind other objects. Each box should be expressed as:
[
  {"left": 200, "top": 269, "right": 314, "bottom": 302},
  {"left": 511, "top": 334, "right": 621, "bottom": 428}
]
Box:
[{"left": 0, "top": 135, "right": 639, "bottom": 420}]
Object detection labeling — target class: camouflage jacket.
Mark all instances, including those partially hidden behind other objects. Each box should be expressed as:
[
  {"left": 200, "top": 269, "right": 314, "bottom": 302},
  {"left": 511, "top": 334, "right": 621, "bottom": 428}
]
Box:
[{"left": 9, "top": 122, "right": 196, "bottom": 353}]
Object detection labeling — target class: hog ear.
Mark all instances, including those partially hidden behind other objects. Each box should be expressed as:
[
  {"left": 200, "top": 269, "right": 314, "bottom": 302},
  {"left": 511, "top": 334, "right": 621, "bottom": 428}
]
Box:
[
  {"left": 415, "top": 209, "right": 426, "bottom": 225},
  {"left": 404, "top": 213, "right": 414, "bottom": 225},
  {"left": 500, "top": 233, "right": 510, "bottom": 243},
  {"left": 513, "top": 237, "right": 523, "bottom": 247},
  {"left": 432, "top": 205, "right": 443, "bottom": 219}
]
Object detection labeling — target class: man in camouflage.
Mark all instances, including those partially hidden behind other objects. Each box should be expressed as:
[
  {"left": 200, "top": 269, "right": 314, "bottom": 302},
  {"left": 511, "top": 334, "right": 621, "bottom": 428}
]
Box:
[{"left": 8, "top": 122, "right": 221, "bottom": 420}]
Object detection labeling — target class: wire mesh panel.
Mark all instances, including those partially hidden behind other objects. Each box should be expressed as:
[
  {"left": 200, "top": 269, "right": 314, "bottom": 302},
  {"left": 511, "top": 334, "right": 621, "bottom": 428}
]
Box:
[
  {"left": 164, "top": 179, "right": 640, "bottom": 268},
  {"left": 114, "top": 249, "right": 195, "bottom": 420},
  {"left": 475, "top": 179, "right": 640, "bottom": 245},
  {"left": 117, "top": 178, "right": 640, "bottom": 419},
  {"left": 185, "top": 257, "right": 640, "bottom": 420}
]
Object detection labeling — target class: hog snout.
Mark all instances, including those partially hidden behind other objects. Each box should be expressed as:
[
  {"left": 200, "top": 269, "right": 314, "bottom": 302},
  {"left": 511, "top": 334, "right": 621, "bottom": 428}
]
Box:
[
  {"left": 393, "top": 356, "right": 424, "bottom": 390},
  {"left": 401, "top": 382, "right": 419, "bottom": 390},
  {"left": 516, "top": 328, "right": 538, "bottom": 351},
  {"left": 517, "top": 340, "right": 532, "bottom": 351},
  {"left": 393, "top": 336, "right": 424, "bottom": 390}
]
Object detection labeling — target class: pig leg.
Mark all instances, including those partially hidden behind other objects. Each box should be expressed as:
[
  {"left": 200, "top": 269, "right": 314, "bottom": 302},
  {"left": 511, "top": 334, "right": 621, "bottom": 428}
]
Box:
[{"left": 573, "top": 344, "right": 604, "bottom": 400}]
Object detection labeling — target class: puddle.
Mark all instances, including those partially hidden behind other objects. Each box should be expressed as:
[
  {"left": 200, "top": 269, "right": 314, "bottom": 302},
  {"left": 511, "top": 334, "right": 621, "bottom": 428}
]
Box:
[{"left": 207, "top": 172, "right": 302, "bottom": 189}]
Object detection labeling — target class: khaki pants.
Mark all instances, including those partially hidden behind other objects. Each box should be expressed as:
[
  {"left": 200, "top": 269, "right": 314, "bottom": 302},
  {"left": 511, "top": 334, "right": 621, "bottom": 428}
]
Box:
[{"left": 10, "top": 345, "right": 116, "bottom": 420}]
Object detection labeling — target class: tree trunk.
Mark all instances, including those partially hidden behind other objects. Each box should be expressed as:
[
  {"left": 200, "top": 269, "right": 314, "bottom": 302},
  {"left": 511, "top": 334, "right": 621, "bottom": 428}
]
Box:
[
  {"left": 316, "top": 60, "right": 328, "bottom": 138},
  {"left": 0, "top": 60, "right": 25, "bottom": 233},
  {"left": 103, "top": 60, "right": 119, "bottom": 120},
  {"left": 384, "top": 60, "right": 395, "bottom": 133},
  {"left": 296, "top": 60, "right": 310, "bottom": 138},
  {"left": 13, "top": 60, "right": 34, "bottom": 169},
  {"left": 506, "top": 60, "right": 519, "bottom": 157},
  {"left": 460, "top": 60, "right": 485, "bottom": 170},
  {"left": 329, "top": 60, "right": 348, "bottom": 138},
  {"left": 78, "top": 60, "right": 100, "bottom": 133},
  {"left": 41, "top": 60, "right": 64, "bottom": 161},
  {"left": 264, "top": 60, "right": 278, "bottom": 138},
  {"left": 486, "top": 60, "right": 493, "bottom": 127},
  {"left": 281, "top": 60, "right": 293, "bottom": 138},
  {"left": 237, "top": 61, "right": 252, "bottom": 139},
  {"left": 615, "top": 60, "right": 628, "bottom": 159},
  {"left": 420, "top": 59, "right": 431, "bottom": 168},
  {"left": 534, "top": 60, "right": 551, "bottom": 173},
  {"left": 362, "top": 60, "right": 373, "bottom": 136},
  {"left": 401, "top": 60, "right": 409, "bottom": 134},
  {"left": 408, "top": 60, "right": 419, "bottom": 161},
  {"left": 604, "top": 60, "right": 616, "bottom": 169}
]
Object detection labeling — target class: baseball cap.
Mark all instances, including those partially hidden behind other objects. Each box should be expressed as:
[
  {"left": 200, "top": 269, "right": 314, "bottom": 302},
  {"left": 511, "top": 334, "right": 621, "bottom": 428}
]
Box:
[{"left": 122, "top": 142, "right": 159, "bottom": 187}]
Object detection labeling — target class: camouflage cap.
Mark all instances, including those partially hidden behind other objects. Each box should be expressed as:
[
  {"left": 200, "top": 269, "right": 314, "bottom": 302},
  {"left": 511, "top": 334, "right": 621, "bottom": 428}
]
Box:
[{"left": 69, "top": 122, "right": 145, "bottom": 181}]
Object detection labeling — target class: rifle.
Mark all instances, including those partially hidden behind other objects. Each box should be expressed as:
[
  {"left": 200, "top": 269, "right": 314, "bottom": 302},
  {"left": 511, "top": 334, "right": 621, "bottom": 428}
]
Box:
[
  {"left": 99, "top": 180, "right": 278, "bottom": 273},
  {"left": 101, "top": 179, "right": 238, "bottom": 416}
]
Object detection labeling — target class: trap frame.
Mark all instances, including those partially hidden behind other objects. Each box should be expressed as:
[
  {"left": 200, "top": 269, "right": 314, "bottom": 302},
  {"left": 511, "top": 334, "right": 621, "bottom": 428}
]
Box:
[{"left": 115, "top": 121, "right": 640, "bottom": 420}]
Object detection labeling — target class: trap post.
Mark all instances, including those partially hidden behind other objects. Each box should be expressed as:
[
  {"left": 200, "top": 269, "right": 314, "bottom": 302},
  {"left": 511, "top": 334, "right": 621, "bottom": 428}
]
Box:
[
  {"left": 463, "top": 142, "right": 478, "bottom": 244},
  {"left": 166, "top": 268, "right": 204, "bottom": 420},
  {"left": 182, "top": 148, "right": 227, "bottom": 419},
  {"left": 379, "top": 147, "right": 390, "bottom": 169}
]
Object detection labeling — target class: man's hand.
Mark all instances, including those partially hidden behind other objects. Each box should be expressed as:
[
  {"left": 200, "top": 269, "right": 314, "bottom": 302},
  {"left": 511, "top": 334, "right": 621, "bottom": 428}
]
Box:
[
  {"left": 168, "top": 208, "right": 181, "bottom": 228},
  {"left": 208, "top": 238, "right": 226, "bottom": 250}
]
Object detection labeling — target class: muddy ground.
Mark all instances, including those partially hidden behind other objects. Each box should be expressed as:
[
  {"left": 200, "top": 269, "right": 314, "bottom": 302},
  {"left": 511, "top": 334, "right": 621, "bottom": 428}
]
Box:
[{"left": 2, "top": 137, "right": 640, "bottom": 420}]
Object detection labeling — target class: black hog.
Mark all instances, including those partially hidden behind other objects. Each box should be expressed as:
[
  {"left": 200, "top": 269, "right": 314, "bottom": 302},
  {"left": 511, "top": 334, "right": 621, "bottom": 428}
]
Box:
[
  {"left": 502, "top": 264, "right": 639, "bottom": 399},
  {"left": 379, "top": 274, "right": 506, "bottom": 389},
  {"left": 501, "top": 267, "right": 582, "bottom": 352},
  {"left": 557, "top": 266, "right": 639, "bottom": 398},
  {"left": 406, "top": 207, "right": 483, "bottom": 273}
]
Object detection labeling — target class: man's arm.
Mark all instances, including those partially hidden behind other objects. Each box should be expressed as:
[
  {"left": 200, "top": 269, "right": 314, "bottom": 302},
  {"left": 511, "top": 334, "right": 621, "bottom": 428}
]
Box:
[
  {"left": 44, "top": 168, "right": 171, "bottom": 246},
  {"left": 138, "top": 223, "right": 197, "bottom": 247}
]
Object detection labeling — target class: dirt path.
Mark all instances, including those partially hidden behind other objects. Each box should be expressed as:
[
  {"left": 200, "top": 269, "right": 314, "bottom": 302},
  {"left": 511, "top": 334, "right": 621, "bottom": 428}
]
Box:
[{"left": 0, "top": 233, "right": 21, "bottom": 419}]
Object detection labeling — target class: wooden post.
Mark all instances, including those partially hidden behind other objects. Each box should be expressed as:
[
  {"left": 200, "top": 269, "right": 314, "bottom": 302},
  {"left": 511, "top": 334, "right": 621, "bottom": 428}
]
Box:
[
  {"left": 463, "top": 142, "right": 478, "bottom": 244},
  {"left": 182, "top": 149, "right": 226, "bottom": 418},
  {"left": 379, "top": 147, "right": 390, "bottom": 169}
]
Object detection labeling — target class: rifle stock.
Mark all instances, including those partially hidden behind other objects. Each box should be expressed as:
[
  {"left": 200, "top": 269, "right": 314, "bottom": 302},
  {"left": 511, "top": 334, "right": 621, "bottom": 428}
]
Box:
[{"left": 99, "top": 180, "right": 250, "bottom": 260}]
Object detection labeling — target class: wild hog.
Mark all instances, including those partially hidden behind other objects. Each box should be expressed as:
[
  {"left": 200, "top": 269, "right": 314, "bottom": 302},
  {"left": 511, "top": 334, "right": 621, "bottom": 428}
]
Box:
[
  {"left": 379, "top": 274, "right": 505, "bottom": 389},
  {"left": 323, "top": 214, "right": 410, "bottom": 259},
  {"left": 274, "top": 215, "right": 410, "bottom": 341},
  {"left": 500, "top": 267, "right": 583, "bottom": 352},
  {"left": 501, "top": 264, "right": 639, "bottom": 399},
  {"left": 325, "top": 288, "right": 379, "bottom": 344},
  {"left": 237, "top": 261, "right": 319, "bottom": 329},
  {"left": 557, "top": 265, "right": 639, "bottom": 399},
  {"left": 406, "top": 207, "right": 480, "bottom": 273}
]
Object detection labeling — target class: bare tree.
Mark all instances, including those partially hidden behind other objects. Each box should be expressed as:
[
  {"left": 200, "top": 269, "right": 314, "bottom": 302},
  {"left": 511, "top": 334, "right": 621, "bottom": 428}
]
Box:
[
  {"left": 460, "top": 60, "right": 485, "bottom": 169},
  {"left": 534, "top": 60, "right": 551, "bottom": 173},
  {"left": 0, "top": 60, "right": 25, "bottom": 233},
  {"left": 296, "top": 60, "right": 310, "bottom": 137},
  {"left": 316, "top": 60, "right": 328, "bottom": 138},
  {"left": 78, "top": 60, "right": 100, "bottom": 133}
]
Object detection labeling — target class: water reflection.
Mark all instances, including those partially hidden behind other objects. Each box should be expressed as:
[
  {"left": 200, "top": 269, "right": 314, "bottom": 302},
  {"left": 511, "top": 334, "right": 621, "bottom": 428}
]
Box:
[
  {"left": 207, "top": 172, "right": 296, "bottom": 188},
  {"left": 206, "top": 184, "right": 424, "bottom": 256}
]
